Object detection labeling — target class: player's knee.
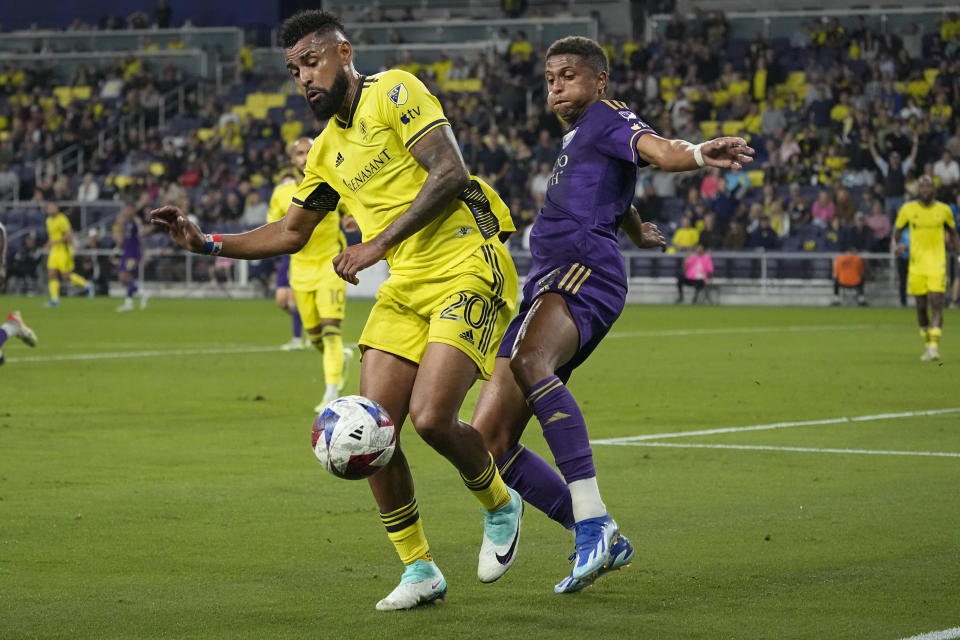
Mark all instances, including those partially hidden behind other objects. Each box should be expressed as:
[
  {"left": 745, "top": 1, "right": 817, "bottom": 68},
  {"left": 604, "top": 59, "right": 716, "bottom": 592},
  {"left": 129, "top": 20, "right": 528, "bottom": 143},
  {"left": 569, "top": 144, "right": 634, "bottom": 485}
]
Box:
[
  {"left": 509, "top": 348, "right": 549, "bottom": 390},
  {"left": 407, "top": 402, "right": 453, "bottom": 446}
]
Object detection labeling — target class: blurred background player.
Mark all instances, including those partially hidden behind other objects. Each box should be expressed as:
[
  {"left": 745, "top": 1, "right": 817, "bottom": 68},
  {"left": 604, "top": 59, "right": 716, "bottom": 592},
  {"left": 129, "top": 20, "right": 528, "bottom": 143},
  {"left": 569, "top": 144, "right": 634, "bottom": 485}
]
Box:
[
  {"left": 44, "top": 202, "right": 93, "bottom": 307},
  {"left": 268, "top": 162, "right": 305, "bottom": 351},
  {"left": 271, "top": 137, "right": 355, "bottom": 408},
  {"left": 0, "top": 221, "right": 38, "bottom": 365},
  {"left": 894, "top": 175, "right": 960, "bottom": 361},
  {"left": 113, "top": 204, "right": 148, "bottom": 312},
  {"left": 470, "top": 35, "right": 752, "bottom": 594},
  {"left": 152, "top": 10, "right": 524, "bottom": 611}
]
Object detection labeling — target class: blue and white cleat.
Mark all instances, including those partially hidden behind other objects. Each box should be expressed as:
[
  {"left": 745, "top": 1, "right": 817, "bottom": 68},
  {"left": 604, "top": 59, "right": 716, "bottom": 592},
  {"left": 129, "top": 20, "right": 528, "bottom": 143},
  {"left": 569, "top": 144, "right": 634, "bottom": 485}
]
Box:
[
  {"left": 570, "top": 514, "right": 618, "bottom": 580},
  {"left": 554, "top": 532, "right": 635, "bottom": 594},
  {"left": 375, "top": 558, "right": 447, "bottom": 611},
  {"left": 477, "top": 486, "right": 523, "bottom": 583}
]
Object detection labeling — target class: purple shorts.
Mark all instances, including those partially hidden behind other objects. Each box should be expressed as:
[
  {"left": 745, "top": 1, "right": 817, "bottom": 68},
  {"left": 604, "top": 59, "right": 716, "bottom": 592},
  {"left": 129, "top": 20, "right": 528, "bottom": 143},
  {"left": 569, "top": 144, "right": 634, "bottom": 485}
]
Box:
[
  {"left": 275, "top": 254, "right": 290, "bottom": 288},
  {"left": 119, "top": 249, "right": 141, "bottom": 274},
  {"left": 497, "top": 262, "right": 626, "bottom": 383}
]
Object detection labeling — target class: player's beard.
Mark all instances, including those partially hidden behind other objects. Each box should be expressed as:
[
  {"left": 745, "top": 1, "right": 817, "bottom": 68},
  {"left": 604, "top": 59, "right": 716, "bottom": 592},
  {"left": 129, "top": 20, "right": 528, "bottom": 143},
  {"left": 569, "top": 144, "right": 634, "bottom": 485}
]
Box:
[{"left": 306, "top": 68, "right": 349, "bottom": 121}]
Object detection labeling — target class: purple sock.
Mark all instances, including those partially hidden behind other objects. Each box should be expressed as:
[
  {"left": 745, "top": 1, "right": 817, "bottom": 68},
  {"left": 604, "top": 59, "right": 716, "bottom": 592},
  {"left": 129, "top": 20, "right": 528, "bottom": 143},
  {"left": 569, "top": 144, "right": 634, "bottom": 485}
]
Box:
[
  {"left": 291, "top": 310, "right": 302, "bottom": 339},
  {"left": 526, "top": 375, "right": 596, "bottom": 483},
  {"left": 0, "top": 327, "right": 8, "bottom": 347},
  {"left": 127, "top": 280, "right": 138, "bottom": 297},
  {"left": 498, "top": 444, "right": 574, "bottom": 529}
]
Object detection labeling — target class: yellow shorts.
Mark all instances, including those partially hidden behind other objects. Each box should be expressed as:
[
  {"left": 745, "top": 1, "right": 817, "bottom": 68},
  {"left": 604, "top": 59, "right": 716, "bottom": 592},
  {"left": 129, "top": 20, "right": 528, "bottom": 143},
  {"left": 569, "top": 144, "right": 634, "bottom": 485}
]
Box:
[
  {"left": 47, "top": 249, "right": 74, "bottom": 274},
  {"left": 907, "top": 270, "right": 946, "bottom": 296},
  {"left": 293, "top": 270, "right": 347, "bottom": 327},
  {"left": 359, "top": 241, "right": 517, "bottom": 380}
]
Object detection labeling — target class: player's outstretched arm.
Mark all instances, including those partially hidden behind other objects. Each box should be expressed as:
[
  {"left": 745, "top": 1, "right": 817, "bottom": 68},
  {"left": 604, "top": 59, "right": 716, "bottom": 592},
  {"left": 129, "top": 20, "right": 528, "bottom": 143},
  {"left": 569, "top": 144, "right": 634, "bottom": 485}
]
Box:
[
  {"left": 621, "top": 205, "right": 666, "bottom": 251},
  {"left": 150, "top": 204, "right": 327, "bottom": 259},
  {"left": 636, "top": 134, "right": 754, "bottom": 172},
  {"left": 332, "top": 126, "right": 470, "bottom": 284}
]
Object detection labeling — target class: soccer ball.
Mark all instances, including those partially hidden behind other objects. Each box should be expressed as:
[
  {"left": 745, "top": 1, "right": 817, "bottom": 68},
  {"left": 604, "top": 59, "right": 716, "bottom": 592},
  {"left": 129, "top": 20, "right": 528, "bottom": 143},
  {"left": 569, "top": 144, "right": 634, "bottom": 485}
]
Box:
[{"left": 312, "top": 395, "right": 396, "bottom": 479}]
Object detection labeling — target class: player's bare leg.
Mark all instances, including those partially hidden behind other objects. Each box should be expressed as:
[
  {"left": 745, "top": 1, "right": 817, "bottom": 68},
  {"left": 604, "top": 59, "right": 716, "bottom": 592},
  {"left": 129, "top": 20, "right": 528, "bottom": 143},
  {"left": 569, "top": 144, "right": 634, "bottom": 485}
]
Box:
[
  {"left": 508, "top": 293, "right": 629, "bottom": 591},
  {"left": 359, "top": 349, "right": 445, "bottom": 610},
  {"left": 915, "top": 294, "right": 939, "bottom": 360},
  {"left": 927, "top": 292, "right": 945, "bottom": 360},
  {"left": 408, "top": 342, "right": 523, "bottom": 583}
]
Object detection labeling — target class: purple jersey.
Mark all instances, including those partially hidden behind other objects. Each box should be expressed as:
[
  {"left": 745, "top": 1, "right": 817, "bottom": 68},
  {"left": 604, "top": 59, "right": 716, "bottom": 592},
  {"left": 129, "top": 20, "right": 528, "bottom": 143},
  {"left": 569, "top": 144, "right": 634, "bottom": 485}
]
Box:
[
  {"left": 528, "top": 99, "right": 655, "bottom": 284},
  {"left": 120, "top": 219, "right": 141, "bottom": 259}
]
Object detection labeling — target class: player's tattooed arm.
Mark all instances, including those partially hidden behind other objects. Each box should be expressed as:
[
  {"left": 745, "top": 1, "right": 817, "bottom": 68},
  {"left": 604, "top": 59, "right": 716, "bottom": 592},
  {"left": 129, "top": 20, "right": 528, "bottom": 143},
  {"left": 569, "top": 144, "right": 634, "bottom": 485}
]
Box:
[{"left": 332, "top": 125, "right": 470, "bottom": 284}]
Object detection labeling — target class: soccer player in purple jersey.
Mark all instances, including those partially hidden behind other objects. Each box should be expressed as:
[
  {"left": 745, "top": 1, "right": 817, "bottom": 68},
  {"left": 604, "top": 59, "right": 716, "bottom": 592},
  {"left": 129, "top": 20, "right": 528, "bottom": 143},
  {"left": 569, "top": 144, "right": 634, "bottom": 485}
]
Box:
[
  {"left": 113, "top": 204, "right": 148, "bottom": 312},
  {"left": 471, "top": 36, "right": 754, "bottom": 593},
  {"left": 0, "top": 221, "right": 39, "bottom": 365}
]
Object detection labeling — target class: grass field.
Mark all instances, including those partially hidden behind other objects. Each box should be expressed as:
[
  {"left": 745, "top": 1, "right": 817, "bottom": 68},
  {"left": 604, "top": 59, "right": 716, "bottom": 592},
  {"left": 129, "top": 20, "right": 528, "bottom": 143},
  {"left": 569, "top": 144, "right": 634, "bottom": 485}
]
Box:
[{"left": 2, "top": 296, "right": 958, "bottom": 640}]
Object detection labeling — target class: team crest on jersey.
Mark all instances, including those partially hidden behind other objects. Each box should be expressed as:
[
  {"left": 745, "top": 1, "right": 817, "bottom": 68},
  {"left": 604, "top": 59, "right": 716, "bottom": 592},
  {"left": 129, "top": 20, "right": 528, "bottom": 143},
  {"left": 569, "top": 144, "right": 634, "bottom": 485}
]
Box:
[
  {"left": 562, "top": 127, "right": 578, "bottom": 149},
  {"left": 618, "top": 110, "right": 637, "bottom": 121},
  {"left": 388, "top": 83, "right": 408, "bottom": 107}
]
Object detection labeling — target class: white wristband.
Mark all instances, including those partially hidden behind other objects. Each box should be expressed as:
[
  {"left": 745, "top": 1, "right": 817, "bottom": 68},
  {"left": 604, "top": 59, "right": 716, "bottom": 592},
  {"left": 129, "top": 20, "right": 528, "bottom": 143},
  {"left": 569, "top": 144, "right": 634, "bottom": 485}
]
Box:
[{"left": 693, "top": 144, "right": 705, "bottom": 168}]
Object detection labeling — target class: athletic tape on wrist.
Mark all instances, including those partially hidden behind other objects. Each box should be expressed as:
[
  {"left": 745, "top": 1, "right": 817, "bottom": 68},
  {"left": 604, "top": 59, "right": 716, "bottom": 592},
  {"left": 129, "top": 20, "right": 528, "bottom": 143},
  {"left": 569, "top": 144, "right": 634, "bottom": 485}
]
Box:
[
  {"left": 203, "top": 234, "right": 223, "bottom": 256},
  {"left": 693, "top": 144, "right": 705, "bottom": 168}
]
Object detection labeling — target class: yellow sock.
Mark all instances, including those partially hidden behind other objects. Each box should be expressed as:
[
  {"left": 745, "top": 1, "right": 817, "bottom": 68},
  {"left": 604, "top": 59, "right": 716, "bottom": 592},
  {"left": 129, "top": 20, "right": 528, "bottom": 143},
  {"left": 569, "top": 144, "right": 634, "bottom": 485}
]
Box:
[
  {"left": 380, "top": 499, "right": 431, "bottom": 565},
  {"left": 928, "top": 327, "right": 942, "bottom": 347},
  {"left": 462, "top": 452, "right": 511, "bottom": 512},
  {"left": 321, "top": 325, "right": 344, "bottom": 387},
  {"left": 920, "top": 328, "right": 930, "bottom": 345},
  {"left": 69, "top": 273, "right": 87, "bottom": 288},
  {"left": 48, "top": 279, "right": 60, "bottom": 301}
]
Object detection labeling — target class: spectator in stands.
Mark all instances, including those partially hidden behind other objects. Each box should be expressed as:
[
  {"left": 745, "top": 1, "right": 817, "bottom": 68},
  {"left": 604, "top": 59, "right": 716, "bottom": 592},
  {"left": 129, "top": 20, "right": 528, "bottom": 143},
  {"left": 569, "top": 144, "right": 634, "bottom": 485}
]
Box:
[
  {"left": 812, "top": 189, "right": 836, "bottom": 227},
  {"left": 834, "top": 187, "right": 858, "bottom": 225},
  {"left": 871, "top": 130, "right": 918, "bottom": 220},
  {"left": 843, "top": 212, "right": 874, "bottom": 252},
  {"left": 240, "top": 191, "right": 268, "bottom": 225},
  {"left": 671, "top": 216, "right": 700, "bottom": 252},
  {"left": 698, "top": 211, "right": 723, "bottom": 250},
  {"left": 528, "top": 162, "right": 550, "bottom": 211},
  {"left": 280, "top": 109, "right": 304, "bottom": 146},
  {"left": 748, "top": 215, "right": 779, "bottom": 250},
  {"left": 767, "top": 199, "right": 790, "bottom": 239},
  {"left": 866, "top": 200, "right": 892, "bottom": 251},
  {"left": 832, "top": 245, "right": 867, "bottom": 306},
  {"left": 722, "top": 219, "right": 748, "bottom": 250},
  {"left": 6, "top": 233, "right": 42, "bottom": 294},
  {"left": 76, "top": 173, "right": 100, "bottom": 202},
  {"left": 676, "top": 244, "right": 714, "bottom": 304},
  {"left": 933, "top": 151, "right": 960, "bottom": 189},
  {"left": 0, "top": 163, "right": 18, "bottom": 201}
]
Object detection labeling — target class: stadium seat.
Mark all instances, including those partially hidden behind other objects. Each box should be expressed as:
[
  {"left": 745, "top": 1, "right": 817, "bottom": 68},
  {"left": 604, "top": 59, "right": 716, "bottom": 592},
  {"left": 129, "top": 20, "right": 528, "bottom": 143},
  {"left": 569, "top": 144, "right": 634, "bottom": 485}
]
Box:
[
  {"left": 700, "top": 121, "right": 718, "bottom": 139},
  {"left": 748, "top": 170, "right": 764, "bottom": 187},
  {"left": 722, "top": 121, "right": 744, "bottom": 136}
]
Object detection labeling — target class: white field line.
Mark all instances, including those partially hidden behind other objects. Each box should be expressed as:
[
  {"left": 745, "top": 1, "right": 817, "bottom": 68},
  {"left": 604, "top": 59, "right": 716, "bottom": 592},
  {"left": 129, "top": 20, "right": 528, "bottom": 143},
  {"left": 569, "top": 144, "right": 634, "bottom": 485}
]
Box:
[
  {"left": 897, "top": 627, "right": 960, "bottom": 640},
  {"left": 591, "top": 408, "right": 960, "bottom": 445},
  {"left": 606, "top": 323, "right": 878, "bottom": 339},
  {"left": 611, "top": 441, "right": 960, "bottom": 459},
  {"left": 6, "top": 343, "right": 353, "bottom": 364}
]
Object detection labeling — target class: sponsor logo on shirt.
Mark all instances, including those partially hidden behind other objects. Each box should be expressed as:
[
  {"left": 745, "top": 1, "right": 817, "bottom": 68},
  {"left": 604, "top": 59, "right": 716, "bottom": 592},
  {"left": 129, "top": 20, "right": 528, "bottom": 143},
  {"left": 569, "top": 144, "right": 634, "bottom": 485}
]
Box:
[
  {"left": 341, "top": 148, "right": 393, "bottom": 192},
  {"left": 618, "top": 109, "right": 637, "bottom": 121},
  {"left": 454, "top": 226, "right": 474, "bottom": 238},
  {"left": 388, "top": 83, "right": 408, "bottom": 107},
  {"left": 335, "top": 152, "right": 344, "bottom": 167},
  {"left": 562, "top": 127, "right": 578, "bottom": 149},
  {"left": 458, "top": 329, "right": 475, "bottom": 345},
  {"left": 399, "top": 106, "right": 421, "bottom": 125}
]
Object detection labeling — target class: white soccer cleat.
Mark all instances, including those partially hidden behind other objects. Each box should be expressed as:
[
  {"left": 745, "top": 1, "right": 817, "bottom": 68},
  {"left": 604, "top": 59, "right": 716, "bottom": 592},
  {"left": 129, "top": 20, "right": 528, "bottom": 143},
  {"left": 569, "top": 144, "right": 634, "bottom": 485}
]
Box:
[
  {"left": 280, "top": 337, "right": 306, "bottom": 351},
  {"left": 116, "top": 299, "right": 135, "bottom": 312},
  {"left": 477, "top": 486, "right": 523, "bottom": 583},
  {"left": 921, "top": 345, "right": 940, "bottom": 361},
  {"left": 375, "top": 559, "right": 447, "bottom": 611},
  {"left": 6, "top": 311, "right": 37, "bottom": 347},
  {"left": 139, "top": 292, "right": 149, "bottom": 310}
]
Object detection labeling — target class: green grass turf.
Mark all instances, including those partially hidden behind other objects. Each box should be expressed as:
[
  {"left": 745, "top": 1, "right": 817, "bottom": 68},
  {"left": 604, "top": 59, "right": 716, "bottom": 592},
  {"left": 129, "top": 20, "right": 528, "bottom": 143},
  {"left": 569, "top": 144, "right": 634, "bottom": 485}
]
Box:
[{"left": 2, "top": 296, "right": 958, "bottom": 639}]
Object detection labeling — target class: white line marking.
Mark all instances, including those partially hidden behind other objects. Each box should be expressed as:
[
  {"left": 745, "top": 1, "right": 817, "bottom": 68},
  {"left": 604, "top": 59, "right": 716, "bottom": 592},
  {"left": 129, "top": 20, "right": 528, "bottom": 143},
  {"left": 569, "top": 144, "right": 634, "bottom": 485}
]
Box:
[
  {"left": 897, "top": 627, "right": 960, "bottom": 640},
  {"left": 6, "top": 342, "right": 362, "bottom": 364},
  {"left": 607, "top": 323, "right": 878, "bottom": 339},
  {"left": 612, "top": 442, "right": 960, "bottom": 458},
  {"left": 591, "top": 408, "right": 960, "bottom": 445}
]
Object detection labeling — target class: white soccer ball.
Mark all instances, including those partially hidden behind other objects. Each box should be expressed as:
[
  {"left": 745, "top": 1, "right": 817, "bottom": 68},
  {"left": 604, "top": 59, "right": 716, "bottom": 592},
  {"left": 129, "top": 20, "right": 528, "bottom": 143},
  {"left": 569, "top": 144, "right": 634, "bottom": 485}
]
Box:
[{"left": 311, "top": 395, "right": 396, "bottom": 480}]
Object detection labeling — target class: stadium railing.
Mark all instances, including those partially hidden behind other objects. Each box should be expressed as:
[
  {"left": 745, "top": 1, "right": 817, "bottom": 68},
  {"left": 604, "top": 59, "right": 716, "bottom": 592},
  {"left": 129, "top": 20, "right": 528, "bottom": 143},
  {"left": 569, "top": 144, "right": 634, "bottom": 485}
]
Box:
[{"left": 0, "top": 27, "right": 243, "bottom": 61}]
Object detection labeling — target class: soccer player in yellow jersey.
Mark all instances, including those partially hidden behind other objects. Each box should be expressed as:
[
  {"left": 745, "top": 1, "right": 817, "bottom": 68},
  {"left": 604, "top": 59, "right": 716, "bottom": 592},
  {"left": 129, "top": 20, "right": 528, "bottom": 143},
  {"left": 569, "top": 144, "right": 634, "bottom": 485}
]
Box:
[
  {"left": 151, "top": 10, "right": 523, "bottom": 611},
  {"left": 269, "top": 136, "right": 355, "bottom": 409},
  {"left": 895, "top": 175, "right": 960, "bottom": 361},
  {"left": 43, "top": 202, "right": 93, "bottom": 307}
]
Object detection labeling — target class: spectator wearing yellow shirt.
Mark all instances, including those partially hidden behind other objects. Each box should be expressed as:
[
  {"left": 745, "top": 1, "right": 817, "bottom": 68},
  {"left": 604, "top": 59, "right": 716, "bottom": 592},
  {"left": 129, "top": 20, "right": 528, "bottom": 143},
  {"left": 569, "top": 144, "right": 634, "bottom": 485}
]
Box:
[
  {"left": 509, "top": 31, "right": 532, "bottom": 61},
  {"left": 280, "top": 109, "right": 303, "bottom": 146},
  {"left": 671, "top": 216, "right": 701, "bottom": 253}
]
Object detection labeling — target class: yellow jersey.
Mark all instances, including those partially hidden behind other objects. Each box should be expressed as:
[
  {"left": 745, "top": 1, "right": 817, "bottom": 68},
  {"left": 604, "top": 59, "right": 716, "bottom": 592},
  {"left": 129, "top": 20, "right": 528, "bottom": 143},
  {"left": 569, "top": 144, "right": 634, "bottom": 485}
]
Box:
[
  {"left": 895, "top": 200, "right": 956, "bottom": 274},
  {"left": 293, "top": 69, "right": 514, "bottom": 279},
  {"left": 269, "top": 177, "right": 345, "bottom": 291},
  {"left": 46, "top": 213, "right": 73, "bottom": 256}
]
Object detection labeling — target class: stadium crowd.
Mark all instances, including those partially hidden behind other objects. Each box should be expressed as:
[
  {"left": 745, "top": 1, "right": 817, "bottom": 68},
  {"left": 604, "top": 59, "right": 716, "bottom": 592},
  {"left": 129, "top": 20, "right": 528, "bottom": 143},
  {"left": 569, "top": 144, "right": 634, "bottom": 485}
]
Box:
[{"left": 2, "top": 8, "right": 960, "bottom": 266}]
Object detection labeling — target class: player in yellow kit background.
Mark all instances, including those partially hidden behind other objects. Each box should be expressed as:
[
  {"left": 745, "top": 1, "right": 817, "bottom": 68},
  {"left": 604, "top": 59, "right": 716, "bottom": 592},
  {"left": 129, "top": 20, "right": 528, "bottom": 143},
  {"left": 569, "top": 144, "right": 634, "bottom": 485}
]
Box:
[
  {"left": 269, "top": 136, "right": 356, "bottom": 410},
  {"left": 895, "top": 175, "right": 960, "bottom": 360},
  {"left": 43, "top": 202, "right": 93, "bottom": 307}
]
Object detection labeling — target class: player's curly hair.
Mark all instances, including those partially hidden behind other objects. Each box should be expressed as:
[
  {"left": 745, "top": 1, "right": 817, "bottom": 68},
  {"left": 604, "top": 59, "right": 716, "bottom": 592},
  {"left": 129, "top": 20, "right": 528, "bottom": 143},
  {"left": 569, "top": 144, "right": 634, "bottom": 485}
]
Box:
[
  {"left": 278, "top": 9, "right": 347, "bottom": 49},
  {"left": 545, "top": 36, "right": 608, "bottom": 74}
]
